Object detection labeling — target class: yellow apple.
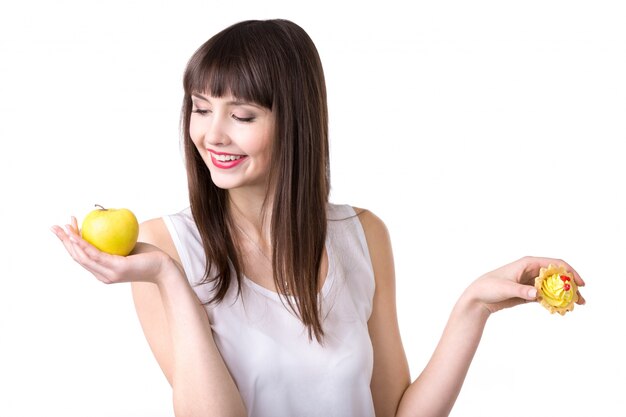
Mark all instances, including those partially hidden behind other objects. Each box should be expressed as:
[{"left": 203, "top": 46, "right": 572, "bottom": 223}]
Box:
[{"left": 80, "top": 205, "right": 139, "bottom": 256}]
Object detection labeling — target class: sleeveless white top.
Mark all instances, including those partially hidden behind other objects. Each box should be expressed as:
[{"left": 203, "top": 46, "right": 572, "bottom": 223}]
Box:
[{"left": 163, "top": 203, "right": 376, "bottom": 417}]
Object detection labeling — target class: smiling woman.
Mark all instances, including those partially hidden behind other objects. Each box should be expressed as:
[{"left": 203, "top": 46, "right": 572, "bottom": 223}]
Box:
[
  {"left": 49, "top": 18, "right": 586, "bottom": 417},
  {"left": 179, "top": 21, "right": 330, "bottom": 340}
]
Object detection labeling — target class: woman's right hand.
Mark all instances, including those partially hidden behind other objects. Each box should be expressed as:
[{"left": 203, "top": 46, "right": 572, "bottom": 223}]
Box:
[{"left": 50, "top": 216, "right": 181, "bottom": 285}]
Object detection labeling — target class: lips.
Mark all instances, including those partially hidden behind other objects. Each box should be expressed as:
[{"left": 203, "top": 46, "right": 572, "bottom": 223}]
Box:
[{"left": 209, "top": 150, "right": 248, "bottom": 169}]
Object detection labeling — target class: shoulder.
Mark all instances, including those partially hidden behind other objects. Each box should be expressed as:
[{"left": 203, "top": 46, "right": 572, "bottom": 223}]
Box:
[
  {"left": 353, "top": 207, "right": 393, "bottom": 265},
  {"left": 352, "top": 206, "right": 395, "bottom": 287},
  {"left": 327, "top": 203, "right": 389, "bottom": 238},
  {"left": 352, "top": 207, "right": 390, "bottom": 242}
]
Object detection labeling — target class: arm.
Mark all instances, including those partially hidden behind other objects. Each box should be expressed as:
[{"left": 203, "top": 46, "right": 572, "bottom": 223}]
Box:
[
  {"left": 358, "top": 211, "right": 585, "bottom": 417},
  {"left": 132, "top": 218, "right": 246, "bottom": 417},
  {"left": 51, "top": 218, "right": 246, "bottom": 417},
  {"left": 131, "top": 219, "right": 178, "bottom": 385},
  {"left": 397, "top": 257, "right": 585, "bottom": 417},
  {"left": 358, "top": 209, "right": 411, "bottom": 417},
  {"left": 394, "top": 287, "right": 488, "bottom": 417}
]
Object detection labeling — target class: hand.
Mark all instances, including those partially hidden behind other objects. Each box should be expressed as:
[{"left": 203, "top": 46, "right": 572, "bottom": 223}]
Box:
[
  {"left": 465, "top": 256, "right": 586, "bottom": 315},
  {"left": 50, "top": 216, "right": 179, "bottom": 285}
]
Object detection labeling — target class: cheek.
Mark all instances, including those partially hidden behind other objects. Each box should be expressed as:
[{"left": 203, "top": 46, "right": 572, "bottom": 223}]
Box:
[
  {"left": 239, "top": 129, "right": 273, "bottom": 158},
  {"left": 189, "top": 120, "right": 205, "bottom": 147},
  {"left": 255, "top": 126, "right": 275, "bottom": 158}
]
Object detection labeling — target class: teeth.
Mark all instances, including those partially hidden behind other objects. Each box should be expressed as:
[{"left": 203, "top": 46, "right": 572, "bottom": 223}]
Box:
[{"left": 213, "top": 154, "right": 243, "bottom": 162}]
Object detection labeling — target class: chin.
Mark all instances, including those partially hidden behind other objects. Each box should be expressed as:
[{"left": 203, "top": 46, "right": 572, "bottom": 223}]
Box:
[
  {"left": 209, "top": 176, "right": 241, "bottom": 190},
  {"left": 210, "top": 175, "right": 269, "bottom": 192}
]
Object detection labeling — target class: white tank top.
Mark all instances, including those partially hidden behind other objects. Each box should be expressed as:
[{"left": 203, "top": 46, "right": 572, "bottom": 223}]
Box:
[{"left": 163, "top": 203, "right": 376, "bottom": 417}]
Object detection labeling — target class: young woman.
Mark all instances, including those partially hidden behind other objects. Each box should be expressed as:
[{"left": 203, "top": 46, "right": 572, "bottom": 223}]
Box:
[{"left": 51, "top": 19, "right": 585, "bottom": 417}]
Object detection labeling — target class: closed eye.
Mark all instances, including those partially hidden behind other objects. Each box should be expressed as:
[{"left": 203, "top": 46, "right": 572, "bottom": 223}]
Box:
[
  {"left": 192, "top": 108, "right": 210, "bottom": 115},
  {"left": 232, "top": 114, "right": 255, "bottom": 123}
]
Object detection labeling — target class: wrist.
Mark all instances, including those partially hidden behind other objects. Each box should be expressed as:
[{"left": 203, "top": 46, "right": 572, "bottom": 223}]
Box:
[
  {"left": 456, "top": 283, "right": 492, "bottom": 323},
  {"left": 154, "top": 255, "right": 185, "bottom": 286}
]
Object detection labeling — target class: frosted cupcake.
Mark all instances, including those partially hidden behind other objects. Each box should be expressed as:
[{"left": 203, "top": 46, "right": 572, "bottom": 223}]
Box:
[{"left": 534, "top": 264, "right": 578, "bottom": 315}]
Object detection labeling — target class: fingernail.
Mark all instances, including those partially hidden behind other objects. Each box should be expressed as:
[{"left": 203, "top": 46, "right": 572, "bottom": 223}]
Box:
[{"left": 528, "top": 288, "right": 537, "bottom": 299}]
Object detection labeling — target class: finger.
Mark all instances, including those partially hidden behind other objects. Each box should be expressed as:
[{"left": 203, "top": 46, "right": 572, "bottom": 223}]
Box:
[
  {"left": 576, "top": 290, "right": 586, "bottom": 305},
  {"left": 52, "top": 224, "right": 118, "bottom": 284},
  {"left": 525, "top": 257, "right": 585, "bottom": 287},
  {"left": 519, "top": 284, "right": 538, "bottom": 301},
  {"left": 552, "top": 258, "right": 585, "bottom": 287},
  {"left": 65, "top": 222, "right": 80, "bottom": 239},
  {"left": 71, "top": 216, "right": 80, "bottom": 234},
  {"left": 69, "top": 233, "right": 121, "bottom": 270},
  {"left": 50, "top": 225, "right": 67, "bottom": 242},
  {"left": 68, "top": 237, "right": 118, "bottom": 282},
  {"left": 66, "top": 232, "right": 120, "bottom": 274},
  {"left": 556, "top": 261, "right": 585, "bottom": 287},
  {"left": 571, "top": 270, "right": 585, "bottom": 287},
  {"left": 501, "top": 277, "right": 538, "bottom": 301},
  {"left": 53, "top": 224, "right": 82, "bottom": 261},
  {"left": 491, "top": 279, "right": 538, "bottom": 303},
  {"left": 70, "top": 233, "right": 136, "bottom": 284},
  {"left": 51, "top": 224, "right": 72, "bottom": 243},
  {"left": 51, "top": 225, "right": 80, "bottom": 260},
  {"left": 68, "top": 233, "right": 111, "bottom": 267}
]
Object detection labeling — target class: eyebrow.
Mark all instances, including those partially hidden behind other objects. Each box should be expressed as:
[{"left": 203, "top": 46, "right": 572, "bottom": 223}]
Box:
[{"left": 191, "top": 93, "right": 262, "bottom": 109}]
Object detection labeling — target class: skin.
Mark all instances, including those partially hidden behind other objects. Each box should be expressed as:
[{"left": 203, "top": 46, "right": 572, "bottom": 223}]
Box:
[
  {"left": 190, "top": 92, "right": 275, "bottom": 193},
  {"left": 51, "top": 93, "right": 586, "bottom": 417}
]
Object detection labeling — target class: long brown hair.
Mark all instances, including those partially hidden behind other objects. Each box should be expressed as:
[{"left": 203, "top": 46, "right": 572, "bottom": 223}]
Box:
[{"left": 180, "top": 20, "right": 330, "bottom": 342}]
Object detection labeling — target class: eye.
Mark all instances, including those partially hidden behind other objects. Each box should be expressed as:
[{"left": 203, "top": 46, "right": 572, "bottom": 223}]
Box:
[
  {"left": 232, "top": 114, "right": 255, "bottom": 123},
  {"left": 192, "top": 108, "right": 211, "bottom": 116}
]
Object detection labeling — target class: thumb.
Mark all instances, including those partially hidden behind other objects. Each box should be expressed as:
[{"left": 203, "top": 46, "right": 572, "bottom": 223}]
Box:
[
  {"left": 498, "top": 279, "right": 537, "bottom": 301},
  {"left": 518, "top": 283, "right": 538, "bottom": 301}
]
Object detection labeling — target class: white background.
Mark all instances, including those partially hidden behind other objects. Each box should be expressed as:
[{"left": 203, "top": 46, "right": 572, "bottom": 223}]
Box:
[{"left": 1, "top": 0, "right": 624, "bottom": 416}]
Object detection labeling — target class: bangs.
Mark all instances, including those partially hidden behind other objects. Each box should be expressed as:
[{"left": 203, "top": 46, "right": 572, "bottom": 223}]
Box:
[{"left": 183, "top": 24, "right": 274, "bottom": 109}]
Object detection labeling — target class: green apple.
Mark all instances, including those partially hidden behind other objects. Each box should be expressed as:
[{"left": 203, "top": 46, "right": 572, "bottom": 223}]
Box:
[{"left": 81, "top": 205, "right": 139, "bottom": 256}]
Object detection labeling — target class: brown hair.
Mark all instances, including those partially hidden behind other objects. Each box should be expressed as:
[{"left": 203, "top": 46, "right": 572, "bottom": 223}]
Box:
[{"left": 180, "top": 20, "right": 330, "bottom": 342}]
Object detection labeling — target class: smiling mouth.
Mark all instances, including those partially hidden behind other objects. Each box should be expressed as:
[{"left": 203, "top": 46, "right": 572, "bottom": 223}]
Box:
[
  {"left": 209, "top": 151, "right": 248, "bottom": 169},
  {"left": 213, "top": 153, "right": 244, "bottom": 162}
]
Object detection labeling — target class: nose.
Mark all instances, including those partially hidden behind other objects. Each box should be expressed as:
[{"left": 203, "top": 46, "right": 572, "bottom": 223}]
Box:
[{"left": 205, "top": 114, "right": 231, "bottom": 147}]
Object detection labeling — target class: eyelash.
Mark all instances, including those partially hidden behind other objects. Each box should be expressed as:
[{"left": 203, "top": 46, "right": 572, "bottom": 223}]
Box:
[
  {"left": 192, "top": 109, "right": 255, "bottom": 123},
  {"left": 233, "top": 115, "right": 255, "bottom": 123}
]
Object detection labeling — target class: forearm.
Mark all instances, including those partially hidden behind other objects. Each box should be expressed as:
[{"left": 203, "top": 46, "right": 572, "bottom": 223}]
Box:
[
  {"left": 396, "top": 293, "right": 489, "bottom": 417},
  {"left": 157, "top": 263, "right": 246, "bottom": 417}
]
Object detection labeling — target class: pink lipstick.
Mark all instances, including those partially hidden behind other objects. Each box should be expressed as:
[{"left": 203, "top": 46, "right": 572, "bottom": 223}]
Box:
[{"left": 209, "top": 150, "right": 248, "bottom": 169}]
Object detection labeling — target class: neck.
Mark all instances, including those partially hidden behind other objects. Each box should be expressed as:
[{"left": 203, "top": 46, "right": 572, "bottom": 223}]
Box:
[{"left": 227, "top": 187, "right": 273, "bottom": 244}]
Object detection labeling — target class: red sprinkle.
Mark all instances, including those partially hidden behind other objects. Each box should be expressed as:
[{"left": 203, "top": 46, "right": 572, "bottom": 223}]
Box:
[
  {"left": 560, "top": 275, "right": 571, "bottom": 282},
  {"left": 564, "top": 284, "right": 571, "bottom": 291}
]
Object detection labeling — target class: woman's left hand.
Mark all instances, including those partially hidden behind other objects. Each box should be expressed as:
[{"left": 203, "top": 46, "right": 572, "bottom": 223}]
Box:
[{"left": 465, "top": 256, "right": 586, "bottom": 315}]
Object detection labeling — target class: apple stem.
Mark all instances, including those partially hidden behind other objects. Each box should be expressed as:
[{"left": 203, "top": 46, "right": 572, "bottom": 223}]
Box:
[{"left": 95, "top": 204, "right": 106, "bottom": 210}]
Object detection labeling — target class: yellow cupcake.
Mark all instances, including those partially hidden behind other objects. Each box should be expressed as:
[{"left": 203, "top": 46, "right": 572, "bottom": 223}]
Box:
[{"left": 534, "top": 264, "right": 578, "bottom": 315}]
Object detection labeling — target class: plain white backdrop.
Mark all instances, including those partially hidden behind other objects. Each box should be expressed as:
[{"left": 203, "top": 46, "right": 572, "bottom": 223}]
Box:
[{"left": 1, "top": 0, "right": 624, "bottom": 416}]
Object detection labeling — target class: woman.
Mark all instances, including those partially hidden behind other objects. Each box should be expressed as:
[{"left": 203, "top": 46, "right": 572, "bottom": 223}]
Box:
[{"left": 51, "top": 19, "right": 585, "bottom": 417}]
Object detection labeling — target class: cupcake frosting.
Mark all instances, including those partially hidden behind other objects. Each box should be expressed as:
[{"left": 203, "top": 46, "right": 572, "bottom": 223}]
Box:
[
  {"left": 535, "top": 264, "right": 578, "bottom": 315},
  {"left": 540, "top": 273, "right": 574, "bottom": 308}
]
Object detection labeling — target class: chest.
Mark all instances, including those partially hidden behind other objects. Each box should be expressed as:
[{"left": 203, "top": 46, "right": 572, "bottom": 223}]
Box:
[
  {"left": 206, "top": 258, "right": 375, "bottom": 410},
  {"left": 208, "top": 280, "right": 374, "bottom": 384}
]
